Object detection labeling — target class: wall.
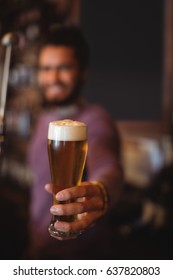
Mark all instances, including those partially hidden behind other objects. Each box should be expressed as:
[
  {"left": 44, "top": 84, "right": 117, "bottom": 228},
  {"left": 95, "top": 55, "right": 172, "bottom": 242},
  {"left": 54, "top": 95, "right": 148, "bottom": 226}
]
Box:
[{"left": 80, "top": 0, "right": 163, "bottom": 120}]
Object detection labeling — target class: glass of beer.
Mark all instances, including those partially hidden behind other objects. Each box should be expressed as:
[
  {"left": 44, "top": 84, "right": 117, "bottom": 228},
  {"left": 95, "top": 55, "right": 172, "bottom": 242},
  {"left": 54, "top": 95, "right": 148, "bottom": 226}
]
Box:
[{"left": 47, "top": 119, "right": 88, "bottom": 239}]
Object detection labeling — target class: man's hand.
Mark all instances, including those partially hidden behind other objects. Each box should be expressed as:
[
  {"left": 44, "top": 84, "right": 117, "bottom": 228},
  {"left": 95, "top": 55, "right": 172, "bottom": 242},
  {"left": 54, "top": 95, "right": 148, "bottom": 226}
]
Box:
[{"left": 45, "top": 181, "right": 107, "bottom": 240}]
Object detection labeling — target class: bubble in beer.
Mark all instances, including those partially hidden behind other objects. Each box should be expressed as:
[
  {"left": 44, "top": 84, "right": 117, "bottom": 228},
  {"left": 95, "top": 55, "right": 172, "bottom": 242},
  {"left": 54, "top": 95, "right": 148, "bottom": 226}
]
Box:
[{"left": 48, "top": 119, "right": 87, "bottom": 141}]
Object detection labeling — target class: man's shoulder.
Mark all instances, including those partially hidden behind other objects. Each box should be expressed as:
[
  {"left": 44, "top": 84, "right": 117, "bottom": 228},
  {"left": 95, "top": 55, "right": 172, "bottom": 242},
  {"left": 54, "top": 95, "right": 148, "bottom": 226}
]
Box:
[{"left": 82, "top": 103, "right": 111, "bottom": 120}]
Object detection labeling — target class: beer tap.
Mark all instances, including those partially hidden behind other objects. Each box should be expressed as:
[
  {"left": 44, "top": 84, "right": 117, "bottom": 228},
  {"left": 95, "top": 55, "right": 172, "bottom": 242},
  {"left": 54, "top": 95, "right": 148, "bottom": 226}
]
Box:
[{"left": 0, "top": 32, "right": 20, "bottom": 165}]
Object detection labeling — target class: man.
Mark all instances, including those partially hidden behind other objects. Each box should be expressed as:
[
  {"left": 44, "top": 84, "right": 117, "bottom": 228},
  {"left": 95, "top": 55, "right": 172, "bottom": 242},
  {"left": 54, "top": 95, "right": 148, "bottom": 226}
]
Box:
[{"left": 27, "top": 26, "right": 123, "bottom": 259}]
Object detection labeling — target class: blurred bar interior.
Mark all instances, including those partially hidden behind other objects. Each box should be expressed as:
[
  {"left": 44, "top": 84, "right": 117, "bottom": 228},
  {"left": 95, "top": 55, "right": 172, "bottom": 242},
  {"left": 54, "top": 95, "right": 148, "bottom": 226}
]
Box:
[{"left": 0, "top": 0, "right": 173, "bottom": 259}]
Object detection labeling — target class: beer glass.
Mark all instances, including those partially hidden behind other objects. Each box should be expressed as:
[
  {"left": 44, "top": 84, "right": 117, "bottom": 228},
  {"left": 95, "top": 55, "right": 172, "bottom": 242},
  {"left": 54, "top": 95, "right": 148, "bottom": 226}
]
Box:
[{"left": 47, "top": 119, "right": 88, "bottom": 239}]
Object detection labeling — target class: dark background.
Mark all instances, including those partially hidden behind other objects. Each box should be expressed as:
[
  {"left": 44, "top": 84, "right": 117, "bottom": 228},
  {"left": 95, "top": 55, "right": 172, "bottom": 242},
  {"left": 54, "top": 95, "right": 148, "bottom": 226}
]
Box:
[
  {"left": 0, "top": 0, "right": 173, "bottom": 261},
  {"left": 81, "top": 0, "right": 164, "bottom": 120}
]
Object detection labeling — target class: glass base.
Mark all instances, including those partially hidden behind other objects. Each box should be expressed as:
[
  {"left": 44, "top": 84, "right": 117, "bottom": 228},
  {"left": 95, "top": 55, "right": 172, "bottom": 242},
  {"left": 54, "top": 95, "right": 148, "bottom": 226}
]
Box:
[{"left": 48, "top": 223, "right": 83, "bottom": 239}]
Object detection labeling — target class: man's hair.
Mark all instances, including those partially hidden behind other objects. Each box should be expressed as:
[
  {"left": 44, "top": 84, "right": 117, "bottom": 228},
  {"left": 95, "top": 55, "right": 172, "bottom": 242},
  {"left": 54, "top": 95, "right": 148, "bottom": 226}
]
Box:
[{"left": 39, "top": 25, "right": 90, "bottom": 71}]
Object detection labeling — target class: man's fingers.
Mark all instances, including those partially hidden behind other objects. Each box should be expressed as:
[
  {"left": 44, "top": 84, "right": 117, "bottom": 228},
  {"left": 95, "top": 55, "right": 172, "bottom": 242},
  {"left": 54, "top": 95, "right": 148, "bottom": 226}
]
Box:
[
  {"left": 56, "top": 182, "right": 100, "bottom": 201},
  {"left": 54, "top": 211, "right": 102, "bottom": 233},
  {"left": 50, "top": 196, "right": 103, "bottom": 216}
]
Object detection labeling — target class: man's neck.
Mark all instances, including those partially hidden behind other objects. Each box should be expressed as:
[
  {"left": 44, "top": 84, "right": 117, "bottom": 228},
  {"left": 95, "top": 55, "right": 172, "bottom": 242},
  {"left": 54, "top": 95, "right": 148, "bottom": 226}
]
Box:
[{"left": 45, "top": 97, "right": 87, "bottom": 118}]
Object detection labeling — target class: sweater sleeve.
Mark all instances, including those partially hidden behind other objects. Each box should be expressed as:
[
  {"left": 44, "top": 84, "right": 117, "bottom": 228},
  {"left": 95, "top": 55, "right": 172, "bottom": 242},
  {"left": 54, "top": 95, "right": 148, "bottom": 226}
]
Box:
[{"left": 85, "top": 106, "right": 123, "bottom": 209}]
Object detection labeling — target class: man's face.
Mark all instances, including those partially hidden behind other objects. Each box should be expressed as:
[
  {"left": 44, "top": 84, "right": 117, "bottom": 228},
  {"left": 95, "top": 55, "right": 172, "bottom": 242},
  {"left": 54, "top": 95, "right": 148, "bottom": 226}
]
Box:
[{"left": 37, "top": 45, "right": 84, "bottom": 105}]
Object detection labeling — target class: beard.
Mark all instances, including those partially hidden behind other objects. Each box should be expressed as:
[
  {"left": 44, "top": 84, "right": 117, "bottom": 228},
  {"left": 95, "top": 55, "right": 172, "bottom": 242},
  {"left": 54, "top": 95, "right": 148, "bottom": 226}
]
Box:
[{"left": 40, "top": 82, "right": 83, "bottom": 108}]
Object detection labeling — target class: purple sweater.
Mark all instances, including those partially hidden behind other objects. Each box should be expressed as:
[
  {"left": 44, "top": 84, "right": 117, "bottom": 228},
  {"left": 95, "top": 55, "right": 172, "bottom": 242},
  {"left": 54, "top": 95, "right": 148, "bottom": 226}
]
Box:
[{"left": 27, "top": 102, "right": 123, "bottom": 259}]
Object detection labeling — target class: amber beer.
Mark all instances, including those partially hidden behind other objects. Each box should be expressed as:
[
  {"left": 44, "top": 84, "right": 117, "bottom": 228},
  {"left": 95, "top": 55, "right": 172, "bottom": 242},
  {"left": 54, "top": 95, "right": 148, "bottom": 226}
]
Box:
[{"left": 47, "top": 119, "right": 88, "bottom": 238}]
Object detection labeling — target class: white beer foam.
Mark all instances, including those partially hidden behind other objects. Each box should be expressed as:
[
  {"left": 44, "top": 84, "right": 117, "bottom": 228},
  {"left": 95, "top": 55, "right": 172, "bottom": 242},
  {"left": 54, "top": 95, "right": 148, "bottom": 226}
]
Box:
[{"left": 48, "top": 119, "right": 87, "bottom": 141}]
